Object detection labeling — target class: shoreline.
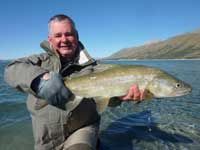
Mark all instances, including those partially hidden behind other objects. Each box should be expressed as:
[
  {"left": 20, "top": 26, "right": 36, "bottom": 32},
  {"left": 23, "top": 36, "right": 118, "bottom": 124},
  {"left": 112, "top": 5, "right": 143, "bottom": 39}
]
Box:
[{"left": 99, "top": 58, "right": 200, "bottom": 61}]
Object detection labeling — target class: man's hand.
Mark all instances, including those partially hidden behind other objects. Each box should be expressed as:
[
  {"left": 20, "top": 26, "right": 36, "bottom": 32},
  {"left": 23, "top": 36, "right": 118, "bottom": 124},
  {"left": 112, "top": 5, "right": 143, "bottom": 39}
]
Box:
[
  {"left": 119, "top": 84, "right": 145, "bottom": 102},
  {"left": 32, "top": 72, "right": 73, "bottom": 109}
]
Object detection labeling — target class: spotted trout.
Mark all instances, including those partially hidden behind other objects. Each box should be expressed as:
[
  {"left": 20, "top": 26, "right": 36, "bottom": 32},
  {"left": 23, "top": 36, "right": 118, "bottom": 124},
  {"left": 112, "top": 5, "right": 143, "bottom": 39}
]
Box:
[{"left": 36, "top": 64, "right": 192, "bottom": 112}]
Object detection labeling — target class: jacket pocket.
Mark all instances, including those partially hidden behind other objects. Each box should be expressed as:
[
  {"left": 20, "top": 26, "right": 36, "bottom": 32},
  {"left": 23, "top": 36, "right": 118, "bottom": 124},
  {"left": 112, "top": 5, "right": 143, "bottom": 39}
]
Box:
[
  {"left": 33, "top": 115, "right": 53, "bottom": 149},
  {"left": 46, "top": 105, "right": 66, "bottom": 146},
  {"left": 34, "top": 105, "right": 66, "bottom": 148},
  {"left": 48, "top": 122, "right": 64, "bottom": 147}
]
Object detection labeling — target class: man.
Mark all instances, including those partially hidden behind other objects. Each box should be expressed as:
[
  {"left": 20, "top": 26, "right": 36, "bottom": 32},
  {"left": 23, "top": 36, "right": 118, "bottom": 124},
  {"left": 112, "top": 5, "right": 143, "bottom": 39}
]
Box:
[{"left": 4, "top": 14, "right": 144, "bottom": 150}]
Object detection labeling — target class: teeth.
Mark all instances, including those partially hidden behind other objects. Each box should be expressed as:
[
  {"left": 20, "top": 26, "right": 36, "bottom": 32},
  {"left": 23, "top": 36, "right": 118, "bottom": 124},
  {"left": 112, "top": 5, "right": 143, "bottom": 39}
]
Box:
[
  {"left": 61, "top": 46, "right": 70, "bottom": 48},
  {"left": 61, "top": 44, "right": 71, "bottom": 47}
]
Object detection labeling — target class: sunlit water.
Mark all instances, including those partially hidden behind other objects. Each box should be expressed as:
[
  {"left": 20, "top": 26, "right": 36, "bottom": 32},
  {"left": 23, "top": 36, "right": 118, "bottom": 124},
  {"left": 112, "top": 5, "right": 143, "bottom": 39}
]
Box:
[{"left": 0, "top": 60, "right": 199, "bottom": 150}]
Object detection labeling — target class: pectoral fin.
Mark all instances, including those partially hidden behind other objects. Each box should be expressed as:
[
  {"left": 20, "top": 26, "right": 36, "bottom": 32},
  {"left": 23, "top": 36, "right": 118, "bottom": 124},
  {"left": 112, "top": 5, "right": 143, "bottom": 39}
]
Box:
[
  {"left": 143, "top": 89, "right": 154, "bottom": 100},
  {"left": 93, "top": 97, "right": 110, "bottom": 114}
]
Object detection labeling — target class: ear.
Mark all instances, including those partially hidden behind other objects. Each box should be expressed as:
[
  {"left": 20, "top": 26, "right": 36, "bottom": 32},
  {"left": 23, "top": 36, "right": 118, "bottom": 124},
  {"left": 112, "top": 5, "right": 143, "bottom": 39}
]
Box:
[
  {"left": 74, "top": 29, "right": 79, "bottom": 40},
  {"left": 48, "top": 35, "right": 52, "bottom": 42}
]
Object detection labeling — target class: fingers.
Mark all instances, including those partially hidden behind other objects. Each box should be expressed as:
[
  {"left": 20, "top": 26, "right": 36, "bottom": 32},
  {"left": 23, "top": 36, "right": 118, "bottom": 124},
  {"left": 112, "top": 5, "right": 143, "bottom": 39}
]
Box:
[
  {"left": 131, "top": 85, "right": 141, "bottom": 100},
  {"left": 119, "top": 84, "right": 145, "bottom": 101},
  {"left": 140, "top": 89, "right": 145, "bottom": 100},
  {"left": 120, "top": 93, "right": 131, "bottom": 101},
  {"left": 42, "top": 73, "right": 50, "bottom": 80}
]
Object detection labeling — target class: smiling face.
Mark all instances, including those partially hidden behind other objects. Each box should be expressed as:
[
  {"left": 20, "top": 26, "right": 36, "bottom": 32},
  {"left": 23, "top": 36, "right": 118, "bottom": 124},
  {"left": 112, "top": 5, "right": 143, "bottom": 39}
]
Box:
[{"left": 48, "top": 20, "right": 78, "bottom": 59}]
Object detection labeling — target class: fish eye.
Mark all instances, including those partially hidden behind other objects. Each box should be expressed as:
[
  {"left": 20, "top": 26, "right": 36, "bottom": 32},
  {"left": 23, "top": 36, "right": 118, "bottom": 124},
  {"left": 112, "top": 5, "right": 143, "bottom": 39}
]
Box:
[{"left": 176, "top": 83, "right": 181, "bottom": 88}]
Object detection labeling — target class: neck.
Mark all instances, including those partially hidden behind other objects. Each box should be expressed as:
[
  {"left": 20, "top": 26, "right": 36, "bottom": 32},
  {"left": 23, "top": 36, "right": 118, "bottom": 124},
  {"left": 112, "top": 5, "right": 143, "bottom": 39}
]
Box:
[{"left": 60, "top": 55, "right": 72, "bottom": 64}]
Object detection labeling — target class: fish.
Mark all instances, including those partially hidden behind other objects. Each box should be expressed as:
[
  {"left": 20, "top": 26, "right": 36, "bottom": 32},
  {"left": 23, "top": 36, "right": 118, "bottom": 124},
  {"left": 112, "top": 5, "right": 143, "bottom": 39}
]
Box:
[
  {"left": 64, "top": 64, "right": 192, "bottom": 111},
  {"left": 36, "top": 64, "right": 192, "bottom": 113}
]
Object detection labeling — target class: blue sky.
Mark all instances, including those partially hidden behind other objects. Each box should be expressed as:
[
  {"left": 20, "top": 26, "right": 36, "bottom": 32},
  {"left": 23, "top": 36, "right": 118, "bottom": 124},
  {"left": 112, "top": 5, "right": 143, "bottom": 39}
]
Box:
[{"left": 0, "top": 0, "right": 200, "bottom": 59}]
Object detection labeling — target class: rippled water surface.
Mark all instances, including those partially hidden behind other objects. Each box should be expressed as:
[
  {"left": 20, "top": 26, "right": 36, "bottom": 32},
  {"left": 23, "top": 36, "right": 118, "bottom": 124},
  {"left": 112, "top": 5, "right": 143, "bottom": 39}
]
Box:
[{"left": 0, "top": 60, "right": 199, "bottom": 150}]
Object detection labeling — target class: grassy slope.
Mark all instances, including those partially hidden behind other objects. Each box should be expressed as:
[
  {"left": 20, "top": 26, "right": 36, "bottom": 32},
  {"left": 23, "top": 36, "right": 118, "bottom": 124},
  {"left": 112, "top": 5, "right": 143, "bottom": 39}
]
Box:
[{"left": 107, "top": 32, "right": 200, "bottom": 59}]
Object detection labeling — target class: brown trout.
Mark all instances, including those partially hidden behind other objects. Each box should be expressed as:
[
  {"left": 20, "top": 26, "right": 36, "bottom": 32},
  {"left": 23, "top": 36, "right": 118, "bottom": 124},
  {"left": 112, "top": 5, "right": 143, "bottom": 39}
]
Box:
[{"left": 36, "top": 64, "right": 192, "bottom": 112}]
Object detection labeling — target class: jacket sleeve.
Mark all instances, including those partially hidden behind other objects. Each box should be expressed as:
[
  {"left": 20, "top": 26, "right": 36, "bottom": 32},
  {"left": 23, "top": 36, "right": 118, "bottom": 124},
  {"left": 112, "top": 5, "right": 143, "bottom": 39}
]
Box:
[{"left": 4, "top": 54, "right": 49, "bottom": 95}]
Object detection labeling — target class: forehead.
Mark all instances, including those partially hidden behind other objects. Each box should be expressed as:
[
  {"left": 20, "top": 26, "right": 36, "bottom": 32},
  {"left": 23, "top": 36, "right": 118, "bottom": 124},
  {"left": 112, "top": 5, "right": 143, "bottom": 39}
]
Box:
[{"left": 49, "top": 20, "right": 73, "bottom": 34}]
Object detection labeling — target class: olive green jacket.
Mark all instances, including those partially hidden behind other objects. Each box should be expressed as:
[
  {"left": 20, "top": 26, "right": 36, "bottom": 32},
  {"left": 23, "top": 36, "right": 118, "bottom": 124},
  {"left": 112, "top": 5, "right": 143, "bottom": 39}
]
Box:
[{"left": 4, "top": 40, "right": 98, "bottom": 115}]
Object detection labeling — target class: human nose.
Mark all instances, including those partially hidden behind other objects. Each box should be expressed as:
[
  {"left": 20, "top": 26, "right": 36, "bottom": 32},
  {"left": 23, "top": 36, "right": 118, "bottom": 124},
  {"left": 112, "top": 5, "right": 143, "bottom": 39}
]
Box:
[{"left": 61, "top": 35, "right": 68, "bottom": 42}]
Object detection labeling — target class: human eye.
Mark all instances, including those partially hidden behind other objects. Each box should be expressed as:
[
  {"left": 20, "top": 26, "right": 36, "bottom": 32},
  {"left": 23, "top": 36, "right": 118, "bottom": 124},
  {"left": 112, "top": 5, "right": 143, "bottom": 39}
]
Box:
[
  {"left": 54, "top": 33, "right": 62, "bottom": 38},
  {"left": 65, "top": 32, "right": 74, "bottom": 37}
]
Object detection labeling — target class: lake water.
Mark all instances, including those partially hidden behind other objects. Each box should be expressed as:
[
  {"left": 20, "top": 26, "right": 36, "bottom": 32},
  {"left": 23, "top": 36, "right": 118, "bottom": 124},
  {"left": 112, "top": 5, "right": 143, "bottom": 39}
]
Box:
[{"left": 0, "top": 60, "right": 200, "bottom": 150}]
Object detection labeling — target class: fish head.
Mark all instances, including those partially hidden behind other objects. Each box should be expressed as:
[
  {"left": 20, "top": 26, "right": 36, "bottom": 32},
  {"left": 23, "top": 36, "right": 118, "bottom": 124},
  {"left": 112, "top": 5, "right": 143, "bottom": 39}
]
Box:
[{"left": 147, "top": 72, "right": 192, "bottom": 98}]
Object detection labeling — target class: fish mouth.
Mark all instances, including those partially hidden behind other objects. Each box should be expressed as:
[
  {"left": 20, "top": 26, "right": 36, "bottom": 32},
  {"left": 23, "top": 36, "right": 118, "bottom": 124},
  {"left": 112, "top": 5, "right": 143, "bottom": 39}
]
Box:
[{"left": 170, "top": 88, "right": 192, "bottom": 97}]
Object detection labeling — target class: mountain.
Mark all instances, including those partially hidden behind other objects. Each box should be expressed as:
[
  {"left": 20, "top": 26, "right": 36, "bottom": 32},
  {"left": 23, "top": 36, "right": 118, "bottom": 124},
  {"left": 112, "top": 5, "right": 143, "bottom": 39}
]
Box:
[{"left": 106, "top": 31, "right": 200, "bottom": 59}]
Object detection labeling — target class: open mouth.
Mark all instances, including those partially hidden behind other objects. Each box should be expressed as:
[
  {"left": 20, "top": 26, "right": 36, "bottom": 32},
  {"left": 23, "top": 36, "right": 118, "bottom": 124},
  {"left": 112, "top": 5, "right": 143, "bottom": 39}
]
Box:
[
  {"left": 60, "top": 45, "right": 72, "bottom": 50},
  {"left": 60, "top": 42, "right": 73, "bottom": 49}
]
